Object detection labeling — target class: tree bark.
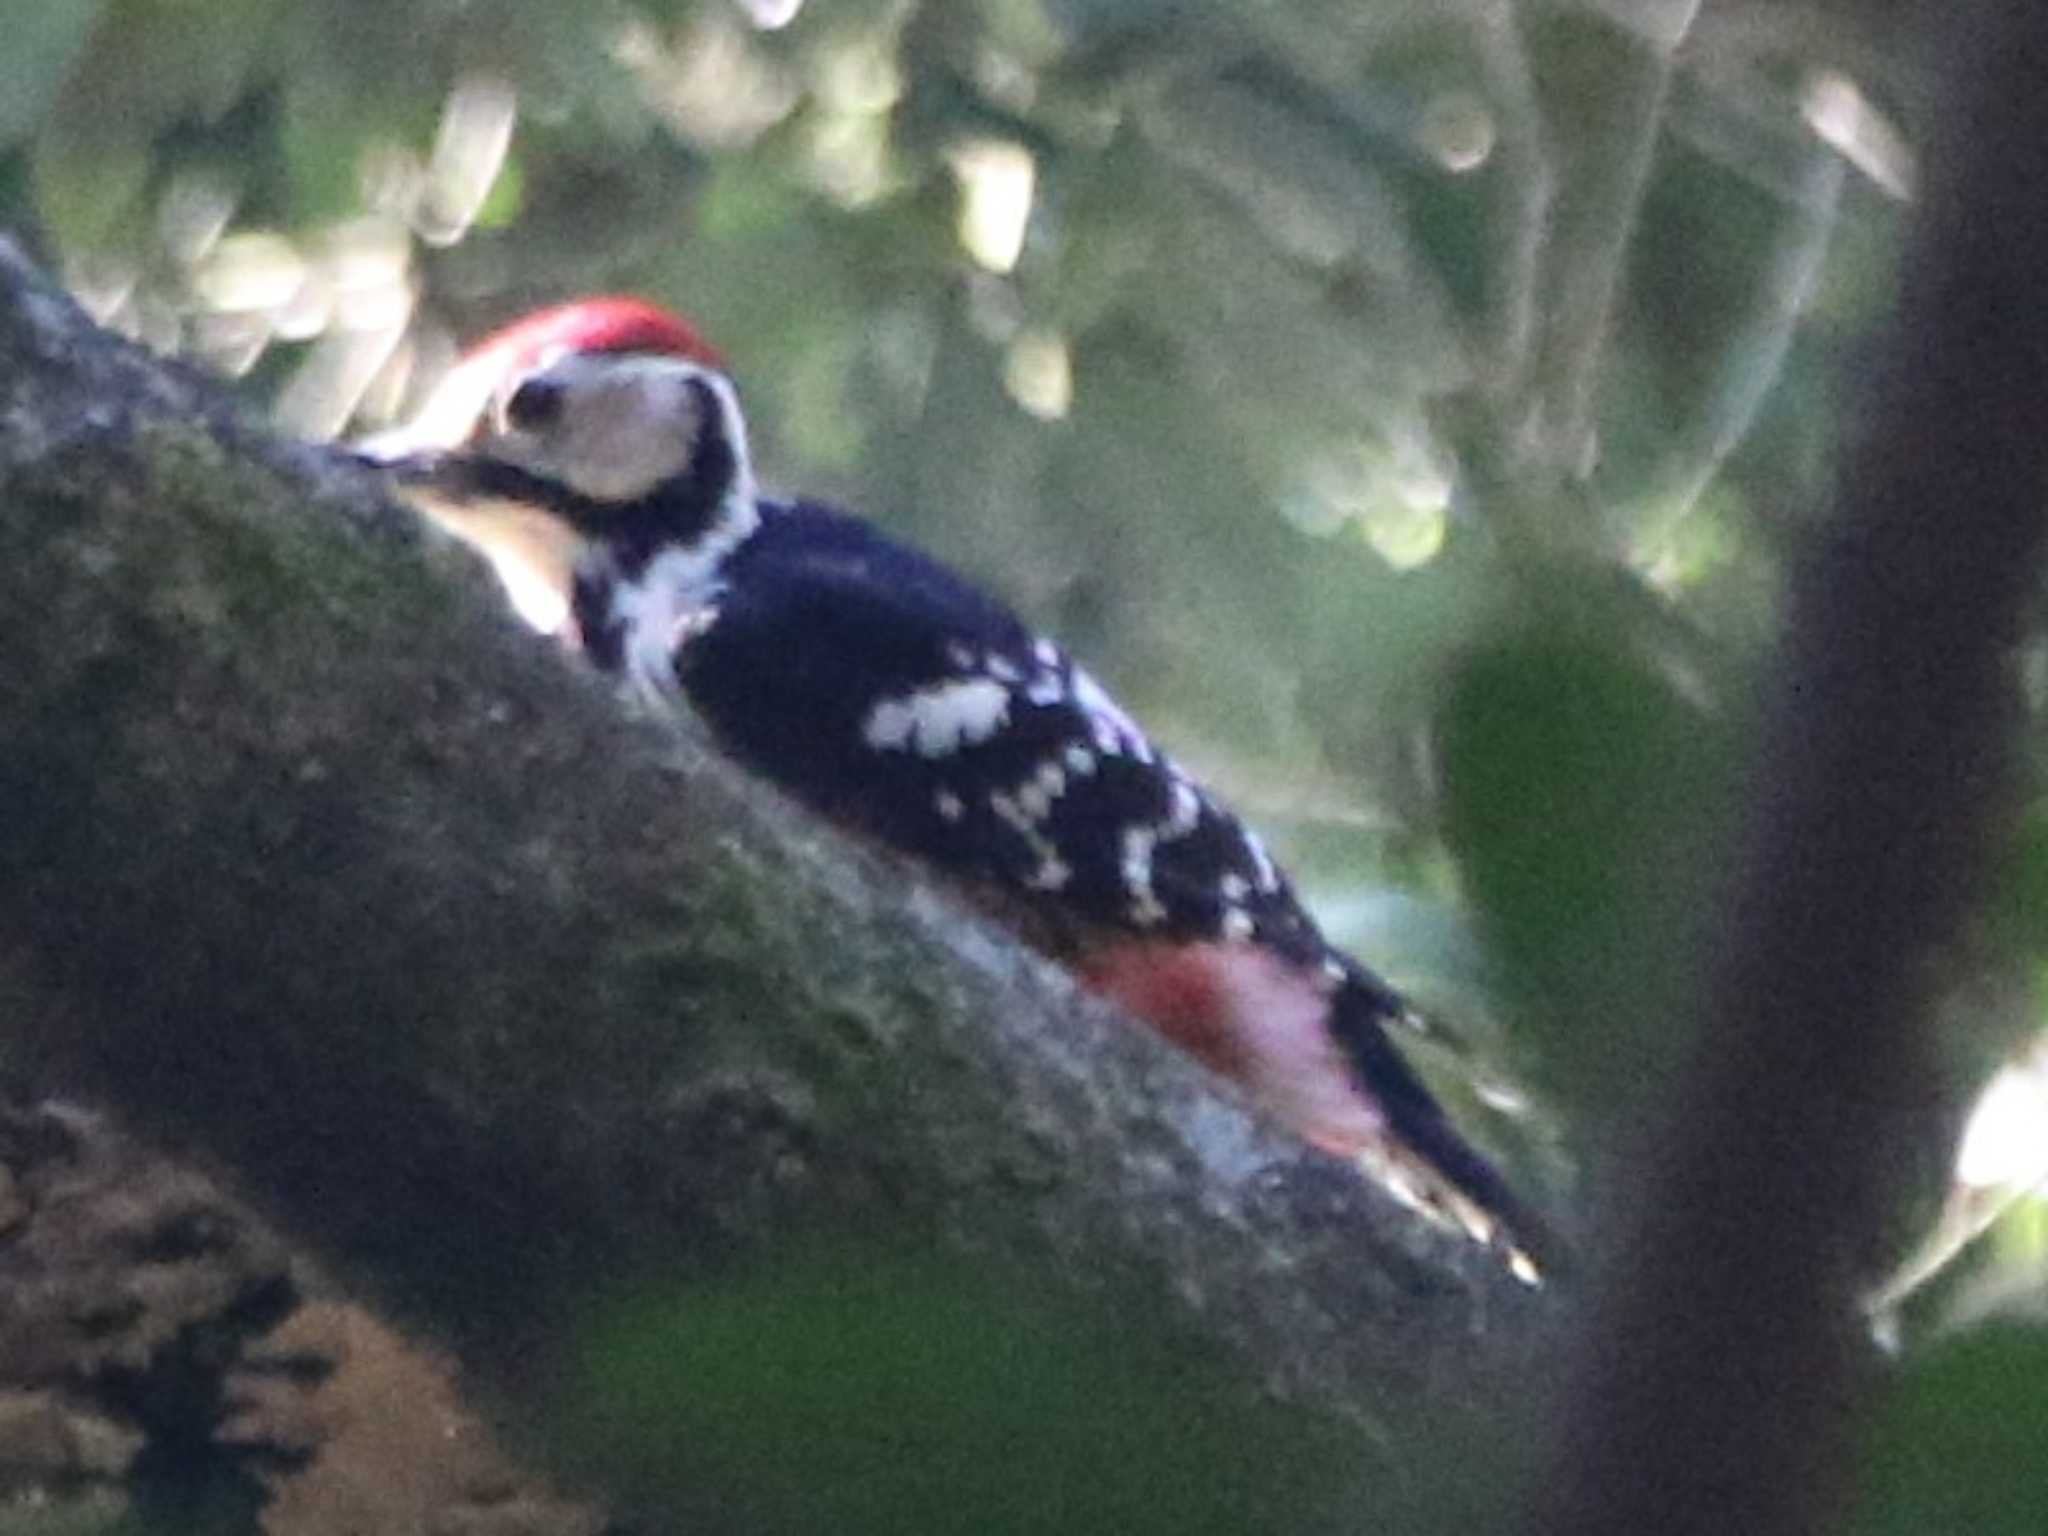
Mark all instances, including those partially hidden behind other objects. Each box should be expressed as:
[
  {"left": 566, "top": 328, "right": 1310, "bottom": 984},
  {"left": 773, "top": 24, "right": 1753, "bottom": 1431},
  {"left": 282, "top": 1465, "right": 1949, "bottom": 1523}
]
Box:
[
  {"left": 0, "top": 238, "right": 1549, "bottom": 1515},
  {"left": 1526, "top": 7, "right": 2048, "bottom": 1535}
]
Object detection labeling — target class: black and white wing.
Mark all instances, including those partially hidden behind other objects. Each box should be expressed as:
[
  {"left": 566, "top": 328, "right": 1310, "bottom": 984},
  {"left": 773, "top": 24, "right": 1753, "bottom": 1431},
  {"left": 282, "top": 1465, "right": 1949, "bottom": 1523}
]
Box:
[{"left": 670, "top": 500, "right": 1330, "bottom": 966}]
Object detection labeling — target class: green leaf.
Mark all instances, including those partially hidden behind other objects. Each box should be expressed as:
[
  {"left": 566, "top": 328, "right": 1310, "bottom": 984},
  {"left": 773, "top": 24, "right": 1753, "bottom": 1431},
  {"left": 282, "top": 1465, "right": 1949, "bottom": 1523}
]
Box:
[
  {"left": 1435, "top": 607, "right": 1731, "bottom": 1124},
  {"left": 33, "top": 127, "right": 150, "bottom": 254},
  {"left": 0, "top": 0, "right": 106, "bottom": 150},
  {"left": 1991, "top": 806, "right": 2048, "bottom": 960},
  {"left": 556, "top": 1247, "right": 1349, "bottom": 1535},
  {"left": 277, "top": 81, "right": 384, "bottom": 226},
  {"left": 1850, "top": 1325, "right": 2048, "bottom": 1536},
  {"left": 28, "top": 0, "right": 279, "bottom": 251},
  {"left": 471, "top": 150, "right": 525, "bottom": 229}
]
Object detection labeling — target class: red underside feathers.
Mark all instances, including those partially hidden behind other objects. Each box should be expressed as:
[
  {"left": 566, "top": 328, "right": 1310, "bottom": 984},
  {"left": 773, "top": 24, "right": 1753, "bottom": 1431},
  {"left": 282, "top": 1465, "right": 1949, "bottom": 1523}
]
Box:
[{"left": 1078, "top": 939, "right": 1387, "bottom": 1157}]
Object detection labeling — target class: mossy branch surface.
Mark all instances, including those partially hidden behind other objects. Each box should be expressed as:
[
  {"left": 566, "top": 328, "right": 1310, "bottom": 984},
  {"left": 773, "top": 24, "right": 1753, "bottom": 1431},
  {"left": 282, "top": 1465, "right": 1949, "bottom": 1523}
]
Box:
[{"left": 0, "top": 239, "right": 1550, "bottom": 1508}]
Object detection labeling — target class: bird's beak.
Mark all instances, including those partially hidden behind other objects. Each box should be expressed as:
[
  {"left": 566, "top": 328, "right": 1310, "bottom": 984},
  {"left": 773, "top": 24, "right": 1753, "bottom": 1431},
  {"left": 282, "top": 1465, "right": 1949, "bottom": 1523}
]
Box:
[{"left": 351, "top": 351, "right": 507, "bottom": 460}]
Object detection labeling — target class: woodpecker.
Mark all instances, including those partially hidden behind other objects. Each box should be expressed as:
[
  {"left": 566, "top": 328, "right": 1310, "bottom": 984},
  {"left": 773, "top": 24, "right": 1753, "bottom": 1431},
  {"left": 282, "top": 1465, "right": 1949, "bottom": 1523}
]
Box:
[{"left": 367, "top": 299, "right": 1558, "bottom": 1283}]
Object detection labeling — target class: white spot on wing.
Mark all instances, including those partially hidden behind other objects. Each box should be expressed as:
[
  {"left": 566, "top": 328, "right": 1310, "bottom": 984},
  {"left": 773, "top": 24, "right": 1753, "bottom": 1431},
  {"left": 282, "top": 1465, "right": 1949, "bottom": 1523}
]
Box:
[
  {"left": 1023, "top": 855, "right": 1072, "bottom": 891},
  {"left": 1121, "top": 825, "right": 1152, "bottom": 885},
  {"left": 862, "top": 677, "right": 1013, "bottom": 757},
  {"left": 1122, "top": 825, "right": 1167, "bottom": 925},
  {"left": 934, "top": 788, "right": 965, "bottom": 822},
  {"left": 991, "top": 789, "right": 1072, "bottom": 891},
  {"left": 1072, "top": 667, "right": 1149, "bottom": 758},
  {"left": 1221, "top": 907, "right": 1255, "bottom": 941},
  {"left": 1243, "top": 830, "right": 1280, "bottom": 893}
]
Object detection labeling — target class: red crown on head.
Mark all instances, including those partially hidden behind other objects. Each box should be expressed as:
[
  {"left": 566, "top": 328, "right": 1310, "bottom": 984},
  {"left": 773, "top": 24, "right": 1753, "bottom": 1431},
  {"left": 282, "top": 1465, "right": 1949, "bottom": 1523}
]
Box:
[
  {"left": 360, "top": 296, "right": 726, "bottom": 457},
  {"left": 461, "top": 296, "right": 725, "bottom": 373}
]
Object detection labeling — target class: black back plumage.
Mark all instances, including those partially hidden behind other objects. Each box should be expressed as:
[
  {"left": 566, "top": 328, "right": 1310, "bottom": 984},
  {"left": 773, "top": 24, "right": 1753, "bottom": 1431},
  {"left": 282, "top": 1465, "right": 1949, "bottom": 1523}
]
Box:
[{"left": 672, "top": 500, "right": 1325, "bottom": 961}]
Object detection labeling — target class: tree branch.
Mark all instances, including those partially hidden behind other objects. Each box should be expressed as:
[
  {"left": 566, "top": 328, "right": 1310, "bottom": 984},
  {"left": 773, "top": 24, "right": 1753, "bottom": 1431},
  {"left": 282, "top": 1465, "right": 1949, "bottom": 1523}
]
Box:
[
  {"left": 0, "top": 238, "right": 1550, "bottom": 1516},
  {"left": 1469, "top": 0, "right": 1555, "bottom": 400},
  {"left": 1525, "top": 0, "right": 1700, "bottom": 483},
  {"left": 1654, "top": 137, "right": 1843, "bottom": 516},
  {"left": 1528, "top": 7, "right": 2048, "bottom": 1534}
]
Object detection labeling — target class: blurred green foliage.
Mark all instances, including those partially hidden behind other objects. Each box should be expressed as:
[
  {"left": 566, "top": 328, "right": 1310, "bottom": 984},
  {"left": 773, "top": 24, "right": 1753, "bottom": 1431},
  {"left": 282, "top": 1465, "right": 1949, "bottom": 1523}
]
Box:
[
  {"left": 1851, "top": 1325, "right": 2048, "bottom": 1536},
  {"left": 1437, "top": 601, "right": 1735, "bottom": 1133},
  {"left": 558, "top": 1246, "right": 1359, "bottom": 1534},
  {"left": 9, "top": 0, "right": 2048, "bottom": 1524}
]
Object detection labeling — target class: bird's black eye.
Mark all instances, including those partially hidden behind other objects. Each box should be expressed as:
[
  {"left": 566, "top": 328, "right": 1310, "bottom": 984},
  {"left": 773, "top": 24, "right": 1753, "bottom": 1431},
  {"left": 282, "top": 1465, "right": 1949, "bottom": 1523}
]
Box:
[{"left": 503, "top": 375, "right": 566, "bottom": 434}]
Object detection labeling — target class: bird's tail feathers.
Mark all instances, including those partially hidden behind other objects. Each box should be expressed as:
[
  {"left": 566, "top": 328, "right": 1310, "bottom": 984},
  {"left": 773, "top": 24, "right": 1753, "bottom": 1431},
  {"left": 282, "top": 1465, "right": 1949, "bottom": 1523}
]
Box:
[{"left": 1328, "top": 970, "right": 1563, "bottom": 1286}]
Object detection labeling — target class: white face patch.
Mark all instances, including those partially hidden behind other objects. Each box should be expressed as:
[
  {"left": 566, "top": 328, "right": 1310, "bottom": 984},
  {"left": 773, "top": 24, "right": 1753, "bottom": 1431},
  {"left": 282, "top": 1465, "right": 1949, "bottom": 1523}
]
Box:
[
  {"left": 479, "top": 356, "right": 760, "bottom": 513},
  {"left": 862, "top": 678, "right": 1014, "bottom": 757},
  {"left": 486, "top": 356, "right": 690, "bottom": 502}
]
